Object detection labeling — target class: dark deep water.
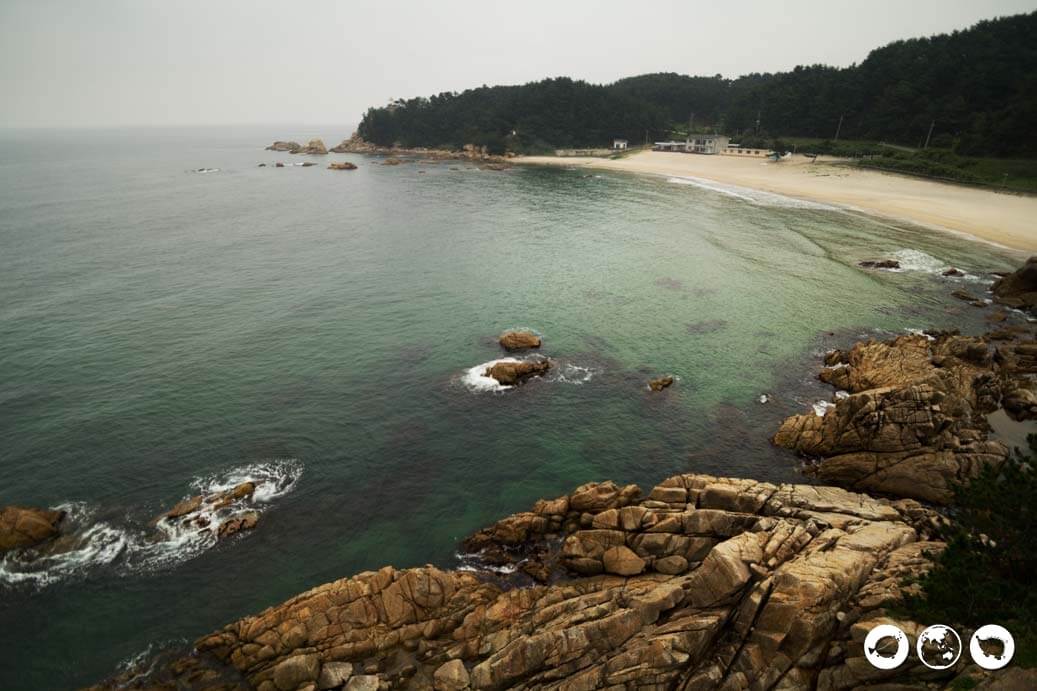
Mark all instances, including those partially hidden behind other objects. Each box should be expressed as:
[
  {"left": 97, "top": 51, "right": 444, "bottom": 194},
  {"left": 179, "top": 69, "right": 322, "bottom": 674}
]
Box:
[{"left": 0, "top": 126, "right": 1023, "bottom": 689}]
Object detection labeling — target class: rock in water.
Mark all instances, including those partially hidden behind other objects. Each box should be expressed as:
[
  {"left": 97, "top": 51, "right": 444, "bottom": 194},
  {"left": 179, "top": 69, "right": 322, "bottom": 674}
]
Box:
[
  {"left": 942, "top": 267, "right": 964, "bottom": 276},
  {"left": 382, "top": 157, "right": 404, "bottom": 166},
  {"left": 648, "top": 375, "right": 674, "bottom": 391},
  {"left": 498, "top": 329, "right": 541, "bottom": 351},
  {"left": 296, "top": 138, "right": 328, "bottom": 155},
  {"left": 992, "top": 256, "right": 1037, "bottom": 311},
  {"left": 858, "top": 259, "right": 900, "bottom": 269},
  {"left": 0, "top": 506, "right": 64, "bottom": 552},
  {"left": 484, "top": 358, "right": 549, "bottom": 386},
  {"left": 328, "top": 161, "right": 357, "bottom": 170},
  {"left": 266, "top": 141, "right": 301, "bottom": 153}
]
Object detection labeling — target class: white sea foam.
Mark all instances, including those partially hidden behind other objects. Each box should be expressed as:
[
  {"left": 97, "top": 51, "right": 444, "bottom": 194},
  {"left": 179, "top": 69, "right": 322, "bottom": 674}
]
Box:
[
  {"left": 834, "top": 390, "right": 850, "bottom": 401},
  {"left": 665, "top": 175, "right": 837, "bottom": 210},
  {"left": 555, "top": 363, "right": 596, "bottom": 385},
  {"left": 0, "top": 460, "right": 302, "bottom": 589},
  {"left": 890, "top": 249, "right": 948, "bottom": 273},
  {"left": 905, "top": 328, "right": 937, "bottom": 341},
  {"left": 813, "top": 400, "right": 836, "bottom": 417},
  {"left": 461, "top": 357, "right": 520, "bottom": 393},
  {"left": 758, "top": 394, "right": 770, "bottom": 404},
  {"left": 192, "top": 167, "right": 220, "bottom": 174}
]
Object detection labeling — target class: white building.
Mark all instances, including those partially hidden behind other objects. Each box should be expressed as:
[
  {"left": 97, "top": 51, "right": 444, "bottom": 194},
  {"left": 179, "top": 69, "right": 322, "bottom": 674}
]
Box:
[
  {"left": 653, "top": 134, "right": 730, "bottom": 154},
  {"left": 612, "top": 138, "right": 628, "bottom": 150}
]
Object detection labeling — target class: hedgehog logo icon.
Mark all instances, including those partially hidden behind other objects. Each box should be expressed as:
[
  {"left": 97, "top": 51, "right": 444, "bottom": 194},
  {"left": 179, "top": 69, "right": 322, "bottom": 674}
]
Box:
[{"left": 864, "top": 624, "right": 910, "bottom": 670}]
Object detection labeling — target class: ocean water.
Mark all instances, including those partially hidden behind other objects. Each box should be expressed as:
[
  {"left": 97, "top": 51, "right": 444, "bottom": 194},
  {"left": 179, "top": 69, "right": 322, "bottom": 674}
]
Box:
[{"left": 0, "top": 126, "right": 1023, "bottom": 689}]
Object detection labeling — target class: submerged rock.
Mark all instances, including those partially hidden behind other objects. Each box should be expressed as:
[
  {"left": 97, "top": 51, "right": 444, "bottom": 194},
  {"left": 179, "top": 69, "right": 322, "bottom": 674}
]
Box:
[
  {"left": 0, "top": 505, "right": 64, "bottom": 552},
  {"left": 858, "top": 259, "right": 900, "bottom": 269},
  {"left": 382, "top": 157, "right": 404, "bottom": 166},
  {"left": 992, "top": 256, "right": 1037, "bottom": 311},
  {"left": 942, "top": 267, "right": 964, "bottom": 276},
  {"left": 155, "top": 481, "right": 259, "bottom": 540},
  {"left": 648, "top": 375, "right": 674, "bottom": 391},
  {"left": 498, "top": 329, "right": 541, "bottom": 351},
  {"left": 483, "top": 358, "right": 550, "bottom": 386},
  {"left": 328, "top": 161, "right": 358, "bottom": 170}
]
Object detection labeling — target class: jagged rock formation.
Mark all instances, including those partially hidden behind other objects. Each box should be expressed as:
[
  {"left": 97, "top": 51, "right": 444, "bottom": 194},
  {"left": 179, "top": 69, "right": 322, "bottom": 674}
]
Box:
[
  {"left": 774, "top": 331, "right": 1036, "bottom": 503},
  {"left": 992, "top": 256, "right": 1037, "bottom": 311},
  {"left": 156, "top": 481, "right": 260, "bottom": 540},
  {"left": 648, "top": 376, "right": 675, "bottom": 391},
  {"left": 267, "top": 141, "right": 302, "bottom": 153},
  {"left": 858, "top": 259, "right": 900, "bottom": 270},
  {"left": 484, "top": 358, "right": 550, "bottom": 386},
  {"left": 0, "top": 505, "right": 64, "bottom": 552},
  {"left": 327, "top": 135, "right": 510, "bottom": 164},
  {"left": 298, "top": 140, "right": 328, "bottom": 155},
  {"left": 90, "top": 472, "right": 1032, "bottom": 690},
  {"left": 498, "top": 330, "right": 541, "bottom": 351},
  {"left": 265, "top": 140, "right": 328, "bottom": 155}
]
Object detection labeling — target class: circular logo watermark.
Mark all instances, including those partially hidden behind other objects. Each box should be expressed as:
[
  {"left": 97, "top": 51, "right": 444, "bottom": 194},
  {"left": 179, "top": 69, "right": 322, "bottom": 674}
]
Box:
[
  {"left": 916, "top": 624, "right": 962, "bottom": 670},
  {"left": 864, "top": 624, "right": 910, "bottom": 670},
  {"left": 970, "top": 624, "right": 1015, "bottom": 670}
]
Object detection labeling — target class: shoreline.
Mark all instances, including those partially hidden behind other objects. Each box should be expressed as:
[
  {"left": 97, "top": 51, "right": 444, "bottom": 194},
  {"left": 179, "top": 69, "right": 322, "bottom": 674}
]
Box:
[{"left": 513, "top": 151, "right": 1037, "bottom": 253}]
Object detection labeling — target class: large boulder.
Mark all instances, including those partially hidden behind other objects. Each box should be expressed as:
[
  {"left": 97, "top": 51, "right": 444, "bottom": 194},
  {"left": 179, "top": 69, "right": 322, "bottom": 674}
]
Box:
[
  {"left": 992, "top": 256, "right": 1037, "bottom": 311},
  {"left": 0, "top": 506, "right": 64, "bottom": 552},
  {"left": 328, "top": 161, "right": 357, "bottom": 170},
  {"left": 648, "top": 375, "right": 674, "bottom": 391},
  {"left": 484, "top": 358, "right": 550, "bottom": 386},
  {"left": 498, "top": 330, "right": 541, "bottom": 351}
]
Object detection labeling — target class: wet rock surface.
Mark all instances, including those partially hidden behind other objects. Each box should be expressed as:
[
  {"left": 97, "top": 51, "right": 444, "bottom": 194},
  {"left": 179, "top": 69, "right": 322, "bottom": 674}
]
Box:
[
  {"left": 497, "top": 330, "right": 541, "bottom": 351},
  {"left": 0, "top": 506, "right": 64, "bottom": 552},
  {"left": 992, "top": 256, "right": 1037, "bottom": 311},
  {"left": 483, "top": 358, "right": 550, "bottom": 386},
  {"left": 648, "top": 375, "right": 675, "bottom": 391},
  {"left": 89, "top": 471, "right": 1023, "bottom": 690}
]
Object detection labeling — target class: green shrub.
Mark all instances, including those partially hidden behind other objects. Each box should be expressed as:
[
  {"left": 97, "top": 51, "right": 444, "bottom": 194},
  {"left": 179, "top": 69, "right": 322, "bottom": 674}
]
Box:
[{"left": 901, "top": 435, "right": 1037, "bottom": 667}]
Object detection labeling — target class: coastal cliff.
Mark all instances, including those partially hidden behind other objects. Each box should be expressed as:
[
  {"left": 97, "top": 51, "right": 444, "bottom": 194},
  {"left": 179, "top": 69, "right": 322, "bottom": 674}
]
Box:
[{"left": 83, "top": 264, "right": 1037, "bottom": 690}]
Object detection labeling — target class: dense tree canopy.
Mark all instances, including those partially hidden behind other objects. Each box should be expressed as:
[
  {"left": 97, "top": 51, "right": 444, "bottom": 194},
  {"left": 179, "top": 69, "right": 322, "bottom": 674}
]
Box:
[{"left": 358, "top": 12, "right": 1037, "bottom": 157}]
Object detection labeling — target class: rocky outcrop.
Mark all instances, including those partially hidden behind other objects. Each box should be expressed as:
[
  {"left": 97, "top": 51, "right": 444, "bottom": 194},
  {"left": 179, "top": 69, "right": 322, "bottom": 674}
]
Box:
[
  {"left": 0, "top": 505, "right": 64, "bottom": 552},
  {"left": 648, "top": 375, "right": 675, "bottom": 391},
  {"left": 992, "top": 256, "right": 1037, "bottom": 311},
  {"left": 328, "top": 162, "right": 358, "bottom": 171},
  {"left": 155, "top": 481, "right": 260, "bottom": 540},
  {"left": 327, "top": 135, "right": 511, "bottom": 164},
  {"left": 267, "top": 141, "right": 302, "bottom": 153},
  {"left": 497, "top": 330, "right": 541, "bottom": 351},
  {"left": 773, "top": 330, "right": 1037, "bottom": 502},
  {"left": 94, "top": 472, "right": 1024, "bottom": 691},
  {"left": 858, "top": 259, "right": 900, "bottom": 269},
  {"left": 483, "top": 358, "right": 550, "bottom": 386},
  {"left": 298, "top": 139, "right": 329, "bottom": 155}
]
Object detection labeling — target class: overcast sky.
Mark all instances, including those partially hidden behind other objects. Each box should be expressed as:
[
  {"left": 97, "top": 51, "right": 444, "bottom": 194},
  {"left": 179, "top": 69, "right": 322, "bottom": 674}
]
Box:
[{"left": 1, "top": 0, "right": 1034, "bottom": 128}]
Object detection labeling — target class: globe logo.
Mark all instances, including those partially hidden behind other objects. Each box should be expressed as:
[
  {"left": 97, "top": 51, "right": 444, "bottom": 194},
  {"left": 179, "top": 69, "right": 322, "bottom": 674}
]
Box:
[
  {"left": 917, "top": 624, "right": 962, "bottom": 670},
  {"left": 970, "top": 625, "right": 1015, "bottom": 670},
  {"left": 863, "top": 624, "right": 910, "bottom": 670}
]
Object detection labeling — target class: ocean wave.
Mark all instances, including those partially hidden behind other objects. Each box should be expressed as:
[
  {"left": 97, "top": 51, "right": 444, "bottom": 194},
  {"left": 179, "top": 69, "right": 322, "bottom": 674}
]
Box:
[
  {"left": 812, "top": 400, "right": 836, "bottom": 417},
  {"left": 0, "top": 460, "right": 302, "bottom": 590},
  {"left": 553, "top": 363, "right": 597, "bottom": 385},
  {"left": 665, "top": 176, "right": 837, "bottom": 210},
  {"left": 461, "top": 357, "right": 521, "bottom": 393}
]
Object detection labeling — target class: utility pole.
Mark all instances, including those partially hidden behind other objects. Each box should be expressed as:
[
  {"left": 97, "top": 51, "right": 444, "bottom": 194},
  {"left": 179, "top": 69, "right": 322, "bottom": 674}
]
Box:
[
  {"left": 834, "top": 113, "right": 844, "bottom": 142},
  {"left": 924, "top": 120, "right": 935, "bottom": 149},
  {"left": 688, "top": 112, "right": 695, "bottom": 135},
  {"left": 755, "top": 110, "right": 761, "bottom": 137}
]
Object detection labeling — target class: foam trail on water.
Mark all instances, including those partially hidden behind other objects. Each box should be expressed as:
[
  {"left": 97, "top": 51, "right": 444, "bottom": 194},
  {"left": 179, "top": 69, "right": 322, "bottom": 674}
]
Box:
[
  {"left": 461, "top": 358, "right": 520, "bottom": 393},
  {"left": 666, "top": 176, "right": 838, "bottom": 210}
]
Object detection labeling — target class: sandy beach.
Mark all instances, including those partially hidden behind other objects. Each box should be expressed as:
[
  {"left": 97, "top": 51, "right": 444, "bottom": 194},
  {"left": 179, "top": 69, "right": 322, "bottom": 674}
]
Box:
[{"left": 515, "top": 151, "right": 1037, "bottom": 253}]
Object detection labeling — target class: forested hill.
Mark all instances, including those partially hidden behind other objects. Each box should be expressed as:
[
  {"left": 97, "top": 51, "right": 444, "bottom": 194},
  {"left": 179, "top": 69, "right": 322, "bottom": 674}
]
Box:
[{"left": 357, "top": 11, "right": 1037, "bottom": 157}]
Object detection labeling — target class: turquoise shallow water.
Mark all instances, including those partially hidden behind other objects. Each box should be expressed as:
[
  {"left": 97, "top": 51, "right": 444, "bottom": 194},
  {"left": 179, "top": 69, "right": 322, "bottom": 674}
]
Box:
[{"left": 0, "top": 126, "right": 1022, "bottom": 689}]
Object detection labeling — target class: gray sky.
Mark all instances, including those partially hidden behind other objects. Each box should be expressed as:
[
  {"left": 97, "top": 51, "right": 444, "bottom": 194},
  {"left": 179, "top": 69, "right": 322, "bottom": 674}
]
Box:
[{"left": 1, "top": 0, "right": 1034, "bottom": 128}]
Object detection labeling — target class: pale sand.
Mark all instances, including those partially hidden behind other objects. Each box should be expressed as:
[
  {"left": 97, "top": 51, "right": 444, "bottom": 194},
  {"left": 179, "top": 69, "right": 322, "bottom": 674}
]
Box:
[{"left": 514, "top": 151, "right": 1037, "bottom": 253}]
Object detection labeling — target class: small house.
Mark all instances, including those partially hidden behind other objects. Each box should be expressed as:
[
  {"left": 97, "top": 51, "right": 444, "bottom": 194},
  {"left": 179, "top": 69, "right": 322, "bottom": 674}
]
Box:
[{"left": 612, "top": 138, "right": 628, "bottom": 150}]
